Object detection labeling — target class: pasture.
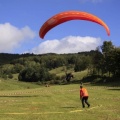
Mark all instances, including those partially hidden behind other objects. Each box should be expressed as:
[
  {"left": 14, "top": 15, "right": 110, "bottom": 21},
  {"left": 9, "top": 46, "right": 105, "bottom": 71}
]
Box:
[{"left": 0, "top": 80, "right": 120, "bottom": 120}]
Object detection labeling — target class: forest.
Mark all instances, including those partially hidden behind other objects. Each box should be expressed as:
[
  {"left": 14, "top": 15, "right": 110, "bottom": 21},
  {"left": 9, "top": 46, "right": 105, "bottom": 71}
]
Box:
[{"left": 0, "top": 41, "right": 120, "bottom": 84}]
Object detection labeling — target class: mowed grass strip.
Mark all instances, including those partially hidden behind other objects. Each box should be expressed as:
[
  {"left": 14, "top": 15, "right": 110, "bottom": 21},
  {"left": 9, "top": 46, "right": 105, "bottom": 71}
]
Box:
[{"left": 0, "top": 84, "right": 120, "bottom": 120}]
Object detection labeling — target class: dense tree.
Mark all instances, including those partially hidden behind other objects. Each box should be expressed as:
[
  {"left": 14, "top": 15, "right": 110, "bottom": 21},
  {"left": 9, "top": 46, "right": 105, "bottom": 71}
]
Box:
[
  {"left": 91, "top": 47, "right": 103, "bottom": 75},
  {"left": 18, "top": 66, "right": 51, "bottom": 82},
  {"left": 92, "top": 41, "right": 120, "bottom": 77},
  {"left": 100, "top": 41, "right": 114, "bottom": 75},
  {"left": 107, "top": 48, "right": 120, "bottom": 76},
  {"left": 1, "top": 40, "right": 120, "bottom": 83},
  {"left": 101, "top": 41, "right": 114, "bottom": 54},
  {"left": 74, "top": 56, "right": 92, "bottom": 72}
]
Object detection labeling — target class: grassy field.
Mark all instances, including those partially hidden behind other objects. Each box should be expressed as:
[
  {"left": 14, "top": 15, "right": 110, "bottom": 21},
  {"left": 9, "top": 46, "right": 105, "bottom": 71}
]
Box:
[{"left": 0, "top": 79, "right": 120, "bottom": 120}]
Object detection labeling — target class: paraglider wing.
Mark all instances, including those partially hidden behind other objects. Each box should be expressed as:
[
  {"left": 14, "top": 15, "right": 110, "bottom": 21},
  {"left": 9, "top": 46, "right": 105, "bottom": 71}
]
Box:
[{"left": 39, "top": 10, "right": 110, "bottom": 39}]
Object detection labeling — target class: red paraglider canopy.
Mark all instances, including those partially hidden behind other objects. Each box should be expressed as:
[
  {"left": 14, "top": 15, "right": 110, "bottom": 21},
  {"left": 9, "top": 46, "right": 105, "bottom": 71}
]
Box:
[{"left": 39, "top": 10, "right": 110, "bottom": 39}]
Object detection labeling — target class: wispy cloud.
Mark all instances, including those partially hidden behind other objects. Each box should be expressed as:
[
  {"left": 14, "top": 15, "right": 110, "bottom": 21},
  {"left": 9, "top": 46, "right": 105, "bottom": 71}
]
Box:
[
  {"left": 30, "top": 36, "right": 102, "bottom": 54},
  {"left": 0, "top": 23, "right": 36, "bottom": 53},
  {"left": 79, "top": 0, "right": 103, "bottom": 3}
]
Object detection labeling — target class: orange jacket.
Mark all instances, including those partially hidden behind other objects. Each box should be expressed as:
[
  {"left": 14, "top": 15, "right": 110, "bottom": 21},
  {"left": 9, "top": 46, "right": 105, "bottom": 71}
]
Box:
[{"left": 80, "top": 88, "right": 89, "bottom": 97}]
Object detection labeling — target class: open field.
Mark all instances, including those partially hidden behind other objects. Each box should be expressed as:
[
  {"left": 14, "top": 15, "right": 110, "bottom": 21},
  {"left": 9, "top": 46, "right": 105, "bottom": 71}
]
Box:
[{"left": 0, "top": 81, "right": 120, "bottom": 120}]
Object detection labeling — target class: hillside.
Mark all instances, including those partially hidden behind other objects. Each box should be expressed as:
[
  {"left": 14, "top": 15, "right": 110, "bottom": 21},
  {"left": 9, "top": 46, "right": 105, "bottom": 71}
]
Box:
[
  {"left": 0, "top": 53, "right": 36, "bottom": 65},
  {"left": 0, "top": 47, "right": 120, "bottom": 85}
]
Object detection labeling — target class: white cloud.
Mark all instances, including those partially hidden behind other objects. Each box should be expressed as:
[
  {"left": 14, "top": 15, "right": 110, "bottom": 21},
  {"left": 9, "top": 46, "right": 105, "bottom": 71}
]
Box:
[
  {"left": 0, "top": 23, "right": 36, "bottom": 52},
  {"left": 31, "top": 36, "right": 102, "bottom": 54}
]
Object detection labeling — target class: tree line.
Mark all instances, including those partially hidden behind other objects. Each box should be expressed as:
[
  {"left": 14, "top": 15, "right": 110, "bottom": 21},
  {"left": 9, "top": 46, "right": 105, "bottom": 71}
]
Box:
[{"left": 0, "top": 40, "right": 119, "bottom": 83}]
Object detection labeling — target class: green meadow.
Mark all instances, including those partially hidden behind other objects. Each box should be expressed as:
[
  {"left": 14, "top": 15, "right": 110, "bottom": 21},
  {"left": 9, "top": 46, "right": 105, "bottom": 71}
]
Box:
[{"left": 0, "top": 78, "right": 120, "bottom": 120}]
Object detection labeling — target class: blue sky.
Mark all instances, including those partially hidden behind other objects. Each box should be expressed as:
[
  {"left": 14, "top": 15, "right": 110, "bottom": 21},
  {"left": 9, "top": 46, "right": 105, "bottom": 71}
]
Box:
[{"left": 0, "top": 0, "right": 119, "bottom": 54}]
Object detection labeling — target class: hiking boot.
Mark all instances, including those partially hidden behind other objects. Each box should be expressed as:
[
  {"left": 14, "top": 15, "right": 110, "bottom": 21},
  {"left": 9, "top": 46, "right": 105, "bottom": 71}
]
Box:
[{"left": 88, "top": 104, "right": 90, "bottom": 108}]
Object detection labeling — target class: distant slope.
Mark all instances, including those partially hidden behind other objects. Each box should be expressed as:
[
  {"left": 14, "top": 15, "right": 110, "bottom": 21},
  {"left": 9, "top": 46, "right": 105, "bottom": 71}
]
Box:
[
  {"left": 0, "top": 79, "right": 41, "bottom": 91},
  {"left": 49, "top": 67, "right": 88, "bottom": 80}
]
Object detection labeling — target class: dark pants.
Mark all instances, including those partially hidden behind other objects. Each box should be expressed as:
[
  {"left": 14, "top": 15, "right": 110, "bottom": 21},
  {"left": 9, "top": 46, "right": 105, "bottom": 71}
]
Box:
[{"left": 81, "top": 96, "right": 90, "bottom": 108}]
